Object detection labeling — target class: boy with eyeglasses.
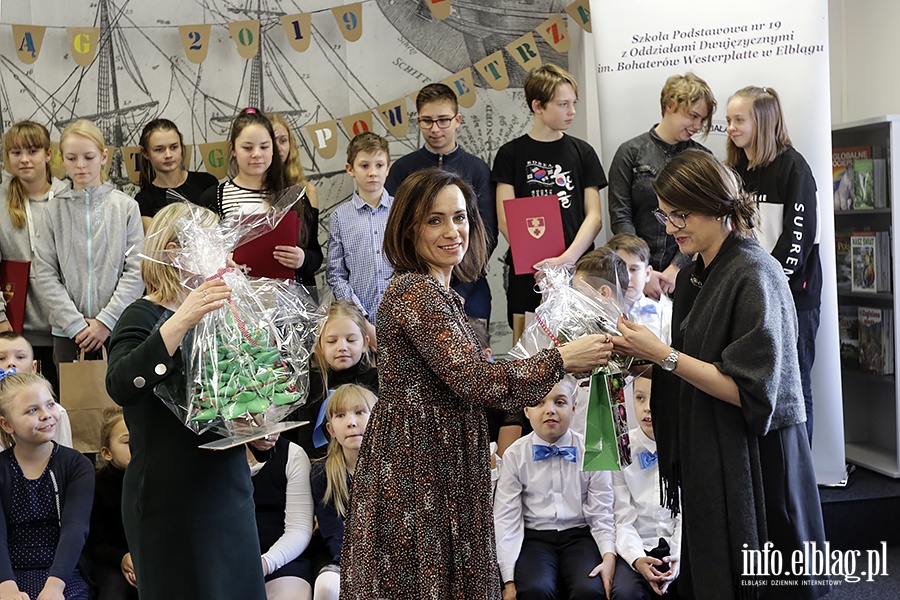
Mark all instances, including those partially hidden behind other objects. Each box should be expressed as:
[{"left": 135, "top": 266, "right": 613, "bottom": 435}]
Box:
[
  {"left": 386, "top": 82, "right": 497, "bottom": 345},
  {"left": 493, "top": 64, "right": 607, "bottom": 344}
]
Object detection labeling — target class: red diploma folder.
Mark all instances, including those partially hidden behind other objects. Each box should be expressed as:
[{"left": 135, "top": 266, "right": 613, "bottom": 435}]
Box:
[
  {"left": 503, "top": 195, "right": 566, "bottom": 275},
  {"left": 0, "top": 260, "right": 30, "bottom": 333},
  {"left": 232, "top": 212, "right": 301, "bottom": 280}
]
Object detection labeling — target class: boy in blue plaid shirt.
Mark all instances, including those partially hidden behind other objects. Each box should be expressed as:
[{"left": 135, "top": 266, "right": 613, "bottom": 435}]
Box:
[{"left": 326, "top": 132, "right": 394, "bottom": 346}]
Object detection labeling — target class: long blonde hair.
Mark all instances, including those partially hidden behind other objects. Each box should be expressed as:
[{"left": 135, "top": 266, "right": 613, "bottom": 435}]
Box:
[
  {"left": 321, "top": 384, "right": 377, "bottom": 518},
  {"left": 724, "top": 86, "right": 792, "bottom": 170},
  {"left": 267, "top": 113, "right": 308, "bottom": 187},
  {"left": 0, "top": 372, "right": 55, "bottom": 448},
  {"left": 2, "top": 121, "right": 52, "bottom": 229},
  {"left": 313, "top": 301, "right": 373, "bottom": 392},
  {"left": 142, "top": 202, "right": 219, "bottom": 306}
]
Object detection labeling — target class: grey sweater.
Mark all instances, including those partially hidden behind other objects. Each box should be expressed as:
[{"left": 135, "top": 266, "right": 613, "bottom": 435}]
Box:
[
  {"left": 0, "top": 178, "right": 70, "bottom": 345},
  {"left": 32, "top": 182, "right": 144, "bottom": 338}
]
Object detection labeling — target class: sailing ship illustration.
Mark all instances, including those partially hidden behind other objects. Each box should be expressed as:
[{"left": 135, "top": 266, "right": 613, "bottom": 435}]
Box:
[{"left": 0, "top": 0, "right": 564, "bottom": 234}]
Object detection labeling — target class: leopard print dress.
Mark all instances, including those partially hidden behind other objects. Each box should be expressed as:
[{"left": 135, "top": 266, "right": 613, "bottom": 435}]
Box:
[{"left": 341, "top": 272, "right": 565, "bottom": 599}]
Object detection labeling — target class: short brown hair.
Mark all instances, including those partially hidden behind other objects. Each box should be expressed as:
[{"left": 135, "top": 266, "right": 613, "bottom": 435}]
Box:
[
  {"left": 383, "top": 168, "right": 487, "bottom": 283},
  {"left": 659, "top": 73, "right": 717, "bottom": 136},
  {"left": 415, "top": 83, "right": 458, "bottom": 114},
  {"left": 346, "top": 131, "right": 390, "bottom": 166},
  {"left": 524, "top": 64, "right": 578, "bottom": 112},
  {"left": 605, "top": 233, "right": 650, "bottom": 265},
  {"left": 574, "top": 247, "right": 628, "bottom": 290}
]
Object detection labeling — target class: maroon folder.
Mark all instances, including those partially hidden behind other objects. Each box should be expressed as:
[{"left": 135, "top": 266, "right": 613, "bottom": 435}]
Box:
[
  {"left": 503, "top": 195, "right": 566, "bottom": 275},
  {"left": 232, "top": 212, "right": 301, "bottom": 280},
  {"left": 0, "top": 260, "right": 30, "bottom": 333}
]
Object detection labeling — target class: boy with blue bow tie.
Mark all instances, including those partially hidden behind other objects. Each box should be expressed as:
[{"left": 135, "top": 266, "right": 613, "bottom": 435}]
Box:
[
  {"left": 611, "top": 368, "right": 681, "bottom": 598},
  {"left": 606, "top": 233, "right": 672, "bottom": 345},
  {"left": 494, "top": 376, "right": 616, "bottom": 600}
]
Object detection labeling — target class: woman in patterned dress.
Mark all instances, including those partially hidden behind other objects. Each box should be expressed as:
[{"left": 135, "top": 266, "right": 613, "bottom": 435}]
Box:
[{"left": 341, "top": 168, "right": 614, "bottom": 600}]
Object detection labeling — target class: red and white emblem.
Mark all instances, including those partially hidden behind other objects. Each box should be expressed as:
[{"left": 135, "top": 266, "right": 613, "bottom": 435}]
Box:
[{"left": 527, "top": 216, "right": 546, "bottom": 239}]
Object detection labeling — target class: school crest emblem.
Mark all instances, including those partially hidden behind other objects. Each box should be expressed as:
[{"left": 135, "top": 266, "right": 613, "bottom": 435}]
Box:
[
  {"left": 2, "top": 283, "right": 13, "bottom": 304},
  {"left": 527, "top": 217, "right": 546, "bottom": 239}
]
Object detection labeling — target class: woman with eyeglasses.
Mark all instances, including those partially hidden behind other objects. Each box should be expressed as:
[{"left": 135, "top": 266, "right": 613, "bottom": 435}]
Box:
[
  {"left": 607, "top": 73, "right": 717, "bottom": 300},
  {"left": 612, "top": 150, "right": 827, "bottom": 600}
]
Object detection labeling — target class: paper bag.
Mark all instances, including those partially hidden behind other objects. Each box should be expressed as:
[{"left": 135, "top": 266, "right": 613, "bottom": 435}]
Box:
[
  {"left": 59, "top": 348, "right": 117, "bottom": 453},
  {"left": 582, "top": 368, "right": 632, "bottom": 471}
]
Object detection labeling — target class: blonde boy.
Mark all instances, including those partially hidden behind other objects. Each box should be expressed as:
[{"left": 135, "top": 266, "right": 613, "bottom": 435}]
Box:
[
  {"left": 605, "top": 233, "right": 672, "bottom": 344},
  {"left": 494, "top": 65, "right": 607, "bottom": 343},
  {"left": 326, "top": 131, "right": 393, "bottom": 340},
  {"left": 611, "top": 368, "right": 681, "bottom": 598}
]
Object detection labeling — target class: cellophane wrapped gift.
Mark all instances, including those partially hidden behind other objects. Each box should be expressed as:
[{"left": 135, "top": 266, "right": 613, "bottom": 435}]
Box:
[
  {"left": 509, "top": 264, "right": 632, "bottom": 373},
  {"left": 145, "top": 188, "right": 323, "bottom": 441}
]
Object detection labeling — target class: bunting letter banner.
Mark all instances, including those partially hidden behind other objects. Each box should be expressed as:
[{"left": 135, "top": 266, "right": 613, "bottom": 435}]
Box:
[
  {"left": 12, "top": 25, "right": 46, "bottom": 65},
  {"left": 475, "top": 51, "right": 510, "bottom": 91},
  {"left": 307, "top": 120, "right": 340, "bottom": 159},
  {"left": 100, "top": 147, "right": 115, "bottom": 181},
  {"left": 332, "top": 3, "right": 364, "bottom": 43},
  {"left": 505, "top": 32, "right": 542, "bottom": 73},
  {"left": 199, "top": 141, "right": 230, "bottom": 180},
  {"left": 442, "top": 68, "right": 477, "bottom": 109},
  {"left": 68, "top": 27, "right": 100, "bottom": 68},
  {"left": 179, "top": 24, "right": 212, "bottom": 64},
  {"left": 376, "top": 97, "right": 409, "bottom": 138},
  {"left": 426, "top": 0, "right": 451, "bottom": 20},
  {"left": 120, "top": 146, "right": 143, "bottom": 185},
  {"left": 49, "top": 143, "right": 66, "bottom": 181},
  {"left": 536, "top": 14, "right": 571, "bottom": 53},
  {"left": 565, "top": 0, "right": 592, "bottom": 32},
  {"left": 341, "top": 111, "right": 374, "bottom": 138},
  {"left": 228, "top": 20, "right": 261, "bottom": 59},
  {"left": 281, "top": 13, "right": 312, "bottom": 52}
]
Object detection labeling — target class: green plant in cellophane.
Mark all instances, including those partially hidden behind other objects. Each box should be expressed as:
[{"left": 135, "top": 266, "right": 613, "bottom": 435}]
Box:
[{"left": 145, "top": 188, "right": 323, "bottom": 443}]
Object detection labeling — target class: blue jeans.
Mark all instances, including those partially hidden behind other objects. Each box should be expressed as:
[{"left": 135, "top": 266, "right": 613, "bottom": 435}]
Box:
[{"left": 797, "top": 307, "right": 820, "bottom": 446}]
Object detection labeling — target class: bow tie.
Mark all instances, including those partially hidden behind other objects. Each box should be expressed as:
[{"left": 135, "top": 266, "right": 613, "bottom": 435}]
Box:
[
  {"left": 637, "top": 451, "right": 658, "bottom": 470},
  {"left": 636, "top": 303, "right": 657, "bottom": 315},
  {"left": 0, "top": 366, "right": 17, "bottom": 382},
  {"left": 533, "top": 444, "right": 578, "bottom": 463}
]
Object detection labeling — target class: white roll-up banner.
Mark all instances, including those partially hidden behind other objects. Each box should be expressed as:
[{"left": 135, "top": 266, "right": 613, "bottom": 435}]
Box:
[{"left": 589, "top": 0, "right": 844, "bottom": 485}]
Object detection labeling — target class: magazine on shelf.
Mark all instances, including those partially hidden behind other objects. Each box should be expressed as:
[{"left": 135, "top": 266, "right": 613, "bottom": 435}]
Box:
[
  {"left": 852, "top": 158, "right": 887, "bottom": 209},
  {"left": 850, "top": 231, "right": 891, "bottom": 293},
  {"left": 838, "top": 305, "right": 860, "bottom": 367},
  {"left": 833, "top": 146, "right": 871, "bottom": 211},
  {"left": 835, "top": 231, "right": 852, "bottom": 290},
  {"left": 858, "top": 306, "right": 894, "bottom": 376}
]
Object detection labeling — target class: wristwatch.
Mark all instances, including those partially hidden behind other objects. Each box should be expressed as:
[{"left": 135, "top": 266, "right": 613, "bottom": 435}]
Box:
[{"left": 661, "top": 349, "right": 680, "bottom": 372}]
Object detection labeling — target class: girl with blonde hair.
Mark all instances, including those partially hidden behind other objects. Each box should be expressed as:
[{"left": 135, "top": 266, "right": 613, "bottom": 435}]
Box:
[{"left": 0, "top": 121, "right": 70, "bottom": 390}]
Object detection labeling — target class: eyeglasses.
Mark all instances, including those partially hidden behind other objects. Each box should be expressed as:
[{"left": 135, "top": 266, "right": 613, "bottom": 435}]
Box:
[
  {"left": 653, "top": 208, "right": 692, "bottom": 230},
  {"left": 417, "top": 115, "right": 458, "bottom": 130}
]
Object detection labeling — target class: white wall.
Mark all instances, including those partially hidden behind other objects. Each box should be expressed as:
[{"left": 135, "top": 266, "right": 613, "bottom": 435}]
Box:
[{"left": 830, "top": 0, "right": 900, "bottom": 124}]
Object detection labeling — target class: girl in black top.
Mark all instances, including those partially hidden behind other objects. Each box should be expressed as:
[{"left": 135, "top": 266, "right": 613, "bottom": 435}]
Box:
[{"left": 134, "top": 118, "right": 218, "bottom": 232}]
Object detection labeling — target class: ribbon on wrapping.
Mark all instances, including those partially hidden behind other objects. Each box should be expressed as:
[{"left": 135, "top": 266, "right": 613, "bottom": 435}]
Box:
[{"left": 205, "top": 267, "right": 260, "bottom": 347}]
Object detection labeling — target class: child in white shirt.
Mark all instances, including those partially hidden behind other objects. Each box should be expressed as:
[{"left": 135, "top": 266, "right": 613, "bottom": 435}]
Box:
[
  {"left": 494, "top": 377, "right": 616, "bottom": 600},
  {"left": 606, "top": 233, "right": 672, "bottom": 345},
  {"left": 611, "top": 368, "right": 681, "bottom": 598}
]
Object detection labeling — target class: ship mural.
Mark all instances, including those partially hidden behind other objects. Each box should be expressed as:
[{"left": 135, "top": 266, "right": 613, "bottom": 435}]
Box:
[{"left": 0, "top": 0, "right": 572, "bottom": 338}]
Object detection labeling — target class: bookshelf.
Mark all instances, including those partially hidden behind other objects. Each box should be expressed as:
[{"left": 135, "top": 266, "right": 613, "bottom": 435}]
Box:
[{"left": 833, "top": 115, "right": 900, "bottom": 477}]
